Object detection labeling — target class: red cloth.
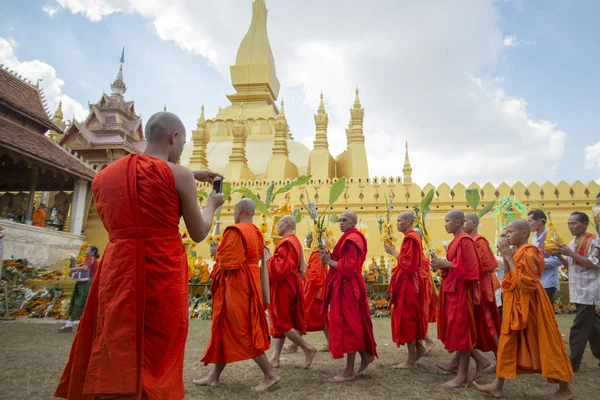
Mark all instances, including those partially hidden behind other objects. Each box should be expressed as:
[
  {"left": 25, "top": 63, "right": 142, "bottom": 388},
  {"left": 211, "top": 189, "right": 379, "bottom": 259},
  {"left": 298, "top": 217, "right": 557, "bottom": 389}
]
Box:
[
  {"left": 388, "top": 230, "right": 425, "bottom": 346},
  {"left": 84, "top": 256, "right": 98, "bottom": 280},
  {"left": 55, "top": 154, "right": 188, "bottom": 400},
  {"left": 419, "top": 257, "right": 437, "bottom": 324},
  {"left": 437, "top": 232, "right": 480, "bottom": 353},
  {"left": 472, "top": 234, "right": 501, "bottom": 344},
  {"left": 322, "top": 228, "right": 378, "bottom": 359},
  {"left": 201, "top": 222, "right": 270, "bottom": 365},
  {"left": 267, "top": 234, "right": 307, "bottom": 338},
  {"left": 304, "top": 251, "right": 328, "bottom": 332}
]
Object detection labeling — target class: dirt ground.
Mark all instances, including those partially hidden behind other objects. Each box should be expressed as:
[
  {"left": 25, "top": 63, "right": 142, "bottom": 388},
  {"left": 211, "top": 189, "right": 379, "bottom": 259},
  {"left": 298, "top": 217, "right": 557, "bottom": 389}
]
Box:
[{"left": 0, "top": 315, "right": 598, "bottom": 400}]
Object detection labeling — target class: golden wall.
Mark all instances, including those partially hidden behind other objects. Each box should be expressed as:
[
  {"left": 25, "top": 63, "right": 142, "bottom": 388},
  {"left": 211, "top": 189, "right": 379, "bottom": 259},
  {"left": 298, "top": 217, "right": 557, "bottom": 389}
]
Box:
[{"left": 84, "top": 178, "right": 600, "bottom": 264}]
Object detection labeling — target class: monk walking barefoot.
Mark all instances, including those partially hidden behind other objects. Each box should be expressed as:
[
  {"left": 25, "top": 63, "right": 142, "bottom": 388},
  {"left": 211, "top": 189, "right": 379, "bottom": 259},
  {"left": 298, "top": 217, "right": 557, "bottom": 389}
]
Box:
[
  {"left": 266, "top": 216, "right": 317, "bottom": 369},
  {"left": 432, "top": 210, "right": 482, "bottom": 388},
  {"left": 304, "top": 232, "right": 330, "bottom": 352},
  {"left": 414, "top": 229, "right": 438, "bottom": 356},
  {"left": 385, "top": 212, "right": 427, "bottom": 370},
  {"left": 474, "top": 219, "right": 574, "bottom": 399},
  {"left": 320, "top": 211, "right": 378, "bottom": 382},
  {"left": 198, "top": 199, "right": 280, "bottom": 391}
]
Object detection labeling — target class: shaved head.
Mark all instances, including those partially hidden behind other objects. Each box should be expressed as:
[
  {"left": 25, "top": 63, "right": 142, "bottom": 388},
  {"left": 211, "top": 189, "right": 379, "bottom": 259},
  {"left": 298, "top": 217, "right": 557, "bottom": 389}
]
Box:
[
  {"left": 464, "top": 213, "right": 479, "bottom": 236},
  {"left": 465, "top": 213, "right": 479, "bottom": 225},
  {"left": 399, "top": 211, "right": 415, "bottom": 224},
  {"left": 445, "top": 209, "right": 465, "bottom": 236},
  {"left": 234, "top": 198, "right": 255, "bottom": 223},
  {"left": 510, "top": 219, "right": 531, "bottom": 235},
  {"left": 145, "top": 112, "right": 185, "bottom": 142},
  {"left": 340, "top": 210, "right": 358, "bottom": 232},
  {"left": 280, "top": 215, "right": 296, "bottom": 228},
  {"left": 506, "top": 219, "right": 531, "bottom": 247},
  {"left": 396, "top": 211, "right": 415, "bottom": 234},
  {"left": 276, "top": 215, "right": 296, "bottom": 236},
  {"left": 447, "top": 210, "right": 465, "bottom": 224}
]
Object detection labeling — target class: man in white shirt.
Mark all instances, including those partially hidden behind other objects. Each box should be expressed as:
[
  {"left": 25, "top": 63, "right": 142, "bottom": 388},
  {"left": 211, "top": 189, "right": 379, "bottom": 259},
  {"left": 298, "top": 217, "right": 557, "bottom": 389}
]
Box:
[{"left": 555, "top": 211, "right": 600, "bottom": 372}]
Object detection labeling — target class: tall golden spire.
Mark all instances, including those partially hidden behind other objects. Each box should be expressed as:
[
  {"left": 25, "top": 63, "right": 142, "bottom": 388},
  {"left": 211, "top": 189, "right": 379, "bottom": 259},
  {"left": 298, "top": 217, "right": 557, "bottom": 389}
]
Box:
[
  {"left": 308, "top": 92, "right": 335, "bottom": 180},
  {"left": 313, "top": 92, "right": 329, "bottom": 149},
  {"left": 349, "top": 86, "right": 365, "bottom": 144},
  {"left": 190, "top": 106, "right": 209, "bottom": 169},
  {"left": 48, "top": 100, "right": 65, "bottom": 142},
  {"left": 403, "top": 141, "right": 413, "bottom": 186},
  {"left": 272, "top": 99, "right": 289, "bottom": 156},
  {"left": 265, "top": 99, "right": 299, "bottom": 181},
  {"left": 223, "top": 104, "right": 255, "bottom": 181}
]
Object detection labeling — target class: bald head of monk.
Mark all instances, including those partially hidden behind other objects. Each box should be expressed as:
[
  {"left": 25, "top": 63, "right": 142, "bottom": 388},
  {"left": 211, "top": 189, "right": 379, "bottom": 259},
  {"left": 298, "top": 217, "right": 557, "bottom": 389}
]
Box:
[
  {"left": 339, "top": 210, "right": 358, "bottom": 233},
  {"left": 506, "top": 219, "right": 531, "bottom": 247},
  {"left": 276, "top": 215, "right": 296, "bottom": 237},
  {"left": 234, "top": 198, "right": 255, "bottom": 223},
  {"left": 444, "top": 209, "right": 465, "bottom": 236},
  {"left": 396, "top": 211, "right": 415, "bottom": 235},
  {"left": 144, "top": 111, "right": 187, "bottom": 163},
  {"left": 463, "top": 213, "right": 480, "bottom": 236},
  {"left": 305, "top": 231, "right": 313, "bottom": 248}
]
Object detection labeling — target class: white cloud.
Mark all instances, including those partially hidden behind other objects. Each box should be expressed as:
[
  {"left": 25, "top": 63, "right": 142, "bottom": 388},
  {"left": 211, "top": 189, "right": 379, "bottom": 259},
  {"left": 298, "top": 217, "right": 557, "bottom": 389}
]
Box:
[
  {"left": 585, "top": 142, "right": 600, "bottom": 170},
  {"left": 42, "top": 3, "right": 60, "bottom": 17},
  {"left": 50, "top": 0, "right": 567, "bottom": 184},
  {"left": 503, "top": 34, "right": 536, "bottom": 48},
  {"left": 0, "top": 37, "right": 88, "bottom": 122}
]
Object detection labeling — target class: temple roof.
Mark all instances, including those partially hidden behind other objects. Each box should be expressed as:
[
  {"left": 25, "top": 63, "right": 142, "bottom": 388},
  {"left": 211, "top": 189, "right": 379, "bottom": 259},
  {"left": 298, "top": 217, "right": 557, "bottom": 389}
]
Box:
[{"left": 0, "top": 66, "right": 61, "bottom": 131}]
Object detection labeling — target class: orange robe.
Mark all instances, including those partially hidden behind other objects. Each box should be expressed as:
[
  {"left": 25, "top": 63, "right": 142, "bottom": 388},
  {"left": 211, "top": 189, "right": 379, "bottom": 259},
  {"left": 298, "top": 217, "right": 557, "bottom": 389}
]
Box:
[
  {"left": 496, "top": 244, "right": 573, "bottom": 383},
  {"left": 419, "top": 258, "right": 437, "bottom": 325},
  {"left": 304, "top": 251, "right": 328, "bottom": 332},
  {"left": 267, "top": 234, "right": 307, "bottom": 338},
  {"left": 437, "top": 232, "right": 480, "bottom": 352},
  {"left": 322, "top": 228, "right": 378, "bottom": 359},
  {"left": 202, "top": 223, "right": 270, "bottom": 365},
  {"left": 55, "top": 154, "right": 189, "bottom": 400},
  {"left": 32, "top": 208, "right": 46, "bottom": 227},
  {"left": 388, "top": 230, "right": 425, "bottom": 346}
]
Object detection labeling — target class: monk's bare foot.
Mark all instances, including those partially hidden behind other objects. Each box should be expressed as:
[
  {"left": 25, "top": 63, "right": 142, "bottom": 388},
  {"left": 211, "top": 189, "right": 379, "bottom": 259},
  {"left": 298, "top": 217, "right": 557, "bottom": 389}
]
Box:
[
  {"left": 251, "top": 374, "right": 280, "bottom": 392},
  {"left": 303, "top": 346, "right": 318, "bottom": 369},
  {"left": 416, "top": 345, "right": 427, "bottom": 361},
  {"left": 424, "top": 339, "right": 436, "bottom": 355},
  {"left": 483, "top": 363, "right": 496, "bottom": 374},
  {"left": 318, "top": 345, "right": 329, "bottom": 352},
  {"left": 392, "top": 361, "right": 417, "bottom": 369},
  {"left": 328, "top": 373, "right": 356, "bottom": 383},
  {"left": 283, "top": 344, "right": 298, "bottom": 353},
  {"left": 357, "top": 354, "right": 374, "bottom": 373},
  {"left": 473, "top": 381, "right": 502, "bottom": 398},
  {"left": 474, "top": 358, "right": 492, "bottom": 380},
  {"left": 435, "top": 361, "right": 458, "bottom": 374},
  {"left": 269, "top": 357, "right": 280, "bottom": 369},
  {"left": 441, "top": 376, "right": 469, "bottom": 389},
  {"left": 192, "top": 377, "right": 220, "bottom": 388},
  {"left": 551, "top": 385, "right": 575, "bottom": 400}
]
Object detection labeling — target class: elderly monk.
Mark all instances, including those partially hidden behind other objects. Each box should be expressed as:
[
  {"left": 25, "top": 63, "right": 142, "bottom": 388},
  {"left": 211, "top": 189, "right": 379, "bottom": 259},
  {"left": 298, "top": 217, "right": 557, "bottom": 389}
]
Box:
[
  {"left": 431, "top": 210, "right": 484, "bottom": 388},
  {"left": 320, "top": 210, "right": 378, "bottom": 382},
  {"left": 304, "top": 231, "right": 330, "bottom": 350},
  {"left": 474, "top": 219, "right": 574, "bottom": 399},
  {"left": 414, "top": 228, "right": 437, "bottom": 353},
  {"left": 265, "top": 216, "right": 317, "bottom": 369},
  {"left": 384, "top": 211, "right": 427, "bottom": 369},
  {"left": 196, "top": 199, "right": 279, "bottom": 391},
  {"left": 55, "top": 111, "right": 224, "bottom": 400}
]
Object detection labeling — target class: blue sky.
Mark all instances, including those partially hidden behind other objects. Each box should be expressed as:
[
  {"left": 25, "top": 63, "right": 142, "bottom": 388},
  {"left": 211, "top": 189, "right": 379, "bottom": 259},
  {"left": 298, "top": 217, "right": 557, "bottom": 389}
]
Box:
[{"left": 1, "top": 0, "right": 598, "bottom": 185}]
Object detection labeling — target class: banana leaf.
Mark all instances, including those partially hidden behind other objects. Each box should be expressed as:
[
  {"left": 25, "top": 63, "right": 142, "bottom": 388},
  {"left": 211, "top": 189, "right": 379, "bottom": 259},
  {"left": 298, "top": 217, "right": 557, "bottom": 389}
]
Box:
[
  {"left": 231, "top": 187, "right": 270, "bottom": 216},
  {"left": 271, "top": 175, "right": 312, "bottom": 199},
  {"left": 300, "top": 198, "right": 318, "bottom": 221},
  {"left": 466, "top": 189, "right": 480, "bottom": 212},
  {"left": 420, "top": 189, "right": 435, "bottom": 217},
  {"left": 330, "top": 214, "right": 340, "bottom": 223},
  {"left": 265, "top": 182, "right": 275, "bottom": 207},
  {"left": 196, "top": 189, "right": 208, "bottom": 198},
  {"left": 222, "top": 181, "right": 232, "bottom": 201},
  {"left": 328, "top": 177, "right": 346, "bottom": 206},
  {"left": 478, "top": 200, "right": 496, "bottom": 218},
  {"left": 293, "top": 208, "right": 303, "bottom": 224}
]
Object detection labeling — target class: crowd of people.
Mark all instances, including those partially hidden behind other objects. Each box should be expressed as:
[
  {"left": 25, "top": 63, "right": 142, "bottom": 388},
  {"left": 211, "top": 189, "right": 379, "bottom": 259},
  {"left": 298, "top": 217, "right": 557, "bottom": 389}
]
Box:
[{"left": 52, "top": 111, "right": 599, "bottom": 400}]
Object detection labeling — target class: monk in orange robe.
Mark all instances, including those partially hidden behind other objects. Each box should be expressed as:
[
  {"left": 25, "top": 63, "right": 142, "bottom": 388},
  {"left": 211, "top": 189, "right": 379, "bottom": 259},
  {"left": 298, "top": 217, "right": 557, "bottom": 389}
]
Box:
[
  {"left": 474, "top": 219, "right": 574, "bottom": 399},
  {"left": 320, "top": 210, "right": 378, "bottom": 382},
  {"left": 414, "top": 228, "right": 437, "bottom": 353},
  {"left": 55, "top": 112, "right": 224, "bottom": 400},
  {"left": 32, "top": 204, "right": 46, "bottom": 227},
  {"left": 266, "top": 215, "right": 317, "bottom": 369},
  {"left": 384, "top": 211, "right": 426, "bottom": 369},
  {"left": 432, "top": 210, "right": 482, "bottom": 388},
  {"left": 304, "top": 231, "right": 329, "bottom": 349},
  {"left": 196, "top": 198, "right": 280, "bottom": 391}
]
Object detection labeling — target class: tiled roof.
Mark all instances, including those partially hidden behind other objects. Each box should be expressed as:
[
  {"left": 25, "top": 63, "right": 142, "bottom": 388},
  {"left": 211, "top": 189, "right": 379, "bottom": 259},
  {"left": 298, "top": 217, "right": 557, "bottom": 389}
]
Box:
[
  {"left": 0, "top": 118, "right": 96, "bottom": 180},
  {"left": 0, "top": 67, "right": 61, "bottom": 131}
]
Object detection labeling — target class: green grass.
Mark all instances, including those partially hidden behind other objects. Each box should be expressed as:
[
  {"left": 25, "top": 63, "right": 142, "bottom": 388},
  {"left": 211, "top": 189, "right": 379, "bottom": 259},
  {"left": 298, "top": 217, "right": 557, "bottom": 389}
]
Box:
[{"left": 0, "top": 315, "right": 598, "bottom": 399}]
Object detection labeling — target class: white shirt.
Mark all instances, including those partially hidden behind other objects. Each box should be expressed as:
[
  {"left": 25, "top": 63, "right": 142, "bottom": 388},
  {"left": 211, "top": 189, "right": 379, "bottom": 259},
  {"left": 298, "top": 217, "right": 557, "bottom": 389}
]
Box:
[{"left": 567, "top": 235, "right": 600, "bottom": 305}]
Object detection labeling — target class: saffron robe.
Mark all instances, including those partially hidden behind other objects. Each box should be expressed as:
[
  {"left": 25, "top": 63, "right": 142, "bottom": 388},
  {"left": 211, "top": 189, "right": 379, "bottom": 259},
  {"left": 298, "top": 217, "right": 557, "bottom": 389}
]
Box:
[
  {"left": 55, "top": 154, "right": 189, "bottom": 400},
  {"left": 496, "top": 244, "right": 573, "bottom": 383},
  {"left": 304, "top": 251, "right": 328, "bottom": 332},
  {"left": 419, "top": 258, "right": 437, "bottom": 324},
  {"left": 437, "top": 232, "right": 481, "bottom": 352},
  {"left": 322, "top": 228, "right": 378, "bottom": 359},
  {"left": 388, "top": 230, "right": 426, "bottom": 346},
  {"left": 201, "top": 223, "right": 270, "bottom": 365},
  {"left": 268, "top": 234, "right": 307, "bottom": 338},
  {"left": 32, "top": 208, "right": 46, "bottom": 227}
]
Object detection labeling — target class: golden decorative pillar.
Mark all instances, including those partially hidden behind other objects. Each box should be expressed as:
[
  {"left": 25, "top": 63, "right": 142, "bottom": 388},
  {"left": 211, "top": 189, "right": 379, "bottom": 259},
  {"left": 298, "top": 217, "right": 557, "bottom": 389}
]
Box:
[
  {"left": 403, "top": 141, "right": 413, "bottom": 187},
  {"left": 223, "top": 106, "right": 255, "bottom": 181},
  {"left": 189, "top": 106, "right": 210, "bottom": 169},
  {"left": 265, "top": 100, "right": 299, "bottom": 182},
  {"left": 62, "top": 203, "right": 71, "bottom": 233},
  {"left": 335, "top": 88, "right": 369, "bottom": 179},
  {"left": 307, "top": 93, "right": 335, "bottom": 180},
  {"left": 48, "top": 101, "right": 65, "bottom": 142}
]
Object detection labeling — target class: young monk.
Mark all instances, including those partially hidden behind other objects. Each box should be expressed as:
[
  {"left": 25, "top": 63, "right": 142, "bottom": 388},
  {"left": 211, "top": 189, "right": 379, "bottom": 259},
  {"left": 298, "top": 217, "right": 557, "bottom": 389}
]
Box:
[
  {"left": 196, "top": 198, "right": 279, "bottom": 392},
  {"left": 55, "top": 112, "right": 224, "bottom": 400},
  {"left": 304, "top": 231, "right": 330, "bottom": 350},
  {"left": 431, "top": 210, "right": 481, "bottom": 388},
  {"left": 265, "top": 216, "right": 317, "bottom": 369},
  {"left": 320, "top": 210, "right": 378, "bottom": 382},
  {"left": 474, "top": 219, "right": 574, "bottom": 399},
  {"left": 385, "top": 211, "right": 427, "bottom": 369}
]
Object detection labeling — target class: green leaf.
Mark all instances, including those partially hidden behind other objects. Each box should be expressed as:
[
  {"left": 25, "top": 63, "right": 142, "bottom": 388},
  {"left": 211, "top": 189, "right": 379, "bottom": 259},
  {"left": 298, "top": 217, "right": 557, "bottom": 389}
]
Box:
[
  {"left": 478, "top": 200, "right": 496, "bottom": 218},
  {"left": 265, "top": 182, "right": 275, "bottom": 207},
  {"left": 293, "top": 208, "right": 303, "bottom": 224},
  {"left": 231, "top": 187, "right": 270, "bottom": 217},
  {"left": 465, "top": 188, "right": 480, "bottom": 212},
  {"left": 271, "top": 175, "right": 312, "bottom": 199},
  {"left": 330, "top": 214, "right": 340, "bottom": 223},
  {"left": 190, "top": 250, "right": 197, "bottom": 258},
  {"left": 420, "top": 189, "right": 435, "bottom": 217},
  {"left": 328, "top": 177, "right": 346, "bottom": 206},
  {"left": 196, "top": 190, "right": 208, "bottom": 198},
  {"left": 222, "top": 182, "right": 232, "bottom": 200}
]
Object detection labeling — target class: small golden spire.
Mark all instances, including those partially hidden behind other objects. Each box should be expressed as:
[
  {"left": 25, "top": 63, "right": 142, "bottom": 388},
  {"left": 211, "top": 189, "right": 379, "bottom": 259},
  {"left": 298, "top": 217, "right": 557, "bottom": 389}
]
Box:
[
  {"left": 196, "top": 105, "right": 205, "bottom": 127},
  {"left": 318, "top": 92, "right": 325, "bottom": 113},
  {"left": 163, "top": 105, "right": 167, "bottom": 112},
  {"left": 403, "top": 141, "right": 413, "bottom": 186},
  {"left": 353, "top": 86, "right": 361, "bottom": 108},
  {"left": 279, "top": 98, "right": 285, "bottom": 117}
]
